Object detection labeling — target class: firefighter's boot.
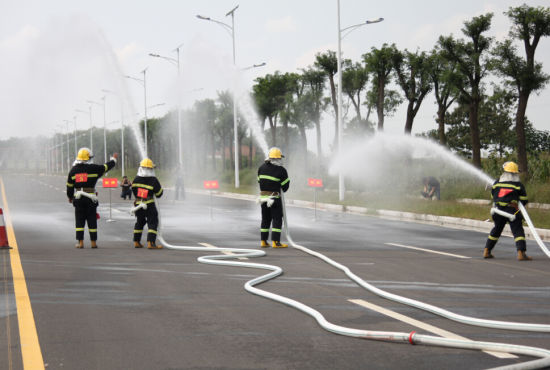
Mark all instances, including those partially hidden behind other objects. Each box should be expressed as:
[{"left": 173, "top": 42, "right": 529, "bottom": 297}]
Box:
[
  {"left": 517, "top": 250, "right": 532, "bottom": 261},
  {"left": 483, "top": 248, "right": 494, "bottom": 259},
  {"left": 75, "top": 240, "right": 84, "bottom": 249},
  {"left": 91, "top": 240, "right": 98, "bottom": 249},
  {"left": 147, "top": 241, "right": 162, "bottom": 249},
  {"left": 260, "top": 240, "right": 269, "bottom": 248},
  {"left": 272, "top": 241, "right": 288, "bottom": 248},
  {"left": 134, "top": 241, "right": 144, "bottom": 248}
]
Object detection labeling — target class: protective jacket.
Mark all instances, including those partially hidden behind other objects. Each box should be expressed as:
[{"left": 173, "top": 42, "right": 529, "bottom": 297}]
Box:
[
  {"left": 131, "top": 175, "right": 163, "bottom": 243},
  {"left": 258, "top": 162, "right": 290, "bottom": 193},
  {"left": 491, "top": 180, "right": 528, "bottom": 209}
]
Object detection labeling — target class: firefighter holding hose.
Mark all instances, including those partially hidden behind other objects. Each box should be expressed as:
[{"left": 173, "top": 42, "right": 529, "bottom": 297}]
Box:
[
  {"left": 131, "top": 158, "right": 164, "bottom": 249},
  {"left": 483, "top": 161, "right": 531, "bottom": 261},
  {"left": 66, "top": 148, "right": 117, "bottom": 248},
  {"left": 258, "top": 147, "right": 290, "bottom": 248}
]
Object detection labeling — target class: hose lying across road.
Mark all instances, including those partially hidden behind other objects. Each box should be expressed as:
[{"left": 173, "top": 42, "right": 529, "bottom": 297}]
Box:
[{"left": 156, "top": 195, "right": 550, "bottom": 369}]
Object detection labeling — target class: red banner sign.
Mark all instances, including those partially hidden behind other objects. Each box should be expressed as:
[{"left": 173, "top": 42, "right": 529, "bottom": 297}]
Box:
[
  {"left": 307, "top": 178, "right": 323, "bottom": 188},
  {"left": 102, "top": 178, "right": 118, "bottom": 188},
  {"left": 203, "top": 180, "right": 219, "bottom": 189}
]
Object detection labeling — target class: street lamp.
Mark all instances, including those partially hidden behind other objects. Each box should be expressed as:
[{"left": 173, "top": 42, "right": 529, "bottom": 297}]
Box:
[
  {"left": 75, "top": 106, "right": 93, "bottom": 154},
  {"left": 197, "top": 5, "right": 241, "bottom": 188},
  {"left": 87, "top": 97, "right": 108, "bottom": 162},
  {"left": 149, "top": 43, "right": 183, "bottom": 168},
  {"left": 125, "top": 69, "right": 148, "bottom": 157},
  {"left": 63, "top": 120, "right": 71, "bottom": 169},
  {"left": 337, "top": 0, "right": 383, "bottom": 201},
  {"left": 102, "top": 89, "right": 127, "bottom": 176}
]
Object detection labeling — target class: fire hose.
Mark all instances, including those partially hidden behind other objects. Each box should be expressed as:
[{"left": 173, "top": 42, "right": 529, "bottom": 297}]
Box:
[
  {"left": 155, "top": 194, "right": 550, "bottom": 369},
  {"left": 74, "top": 190, "right": 98, "bottom": 203}
]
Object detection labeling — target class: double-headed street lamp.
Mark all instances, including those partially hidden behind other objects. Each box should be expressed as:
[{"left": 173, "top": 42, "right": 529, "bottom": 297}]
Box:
[
  {"left": 125, "top": 69, "right": 148, "bottom": 157},
  {"left": 197, "top": 5, "right": 241, "bottom": 188},
  {"left": 149, "top": 44, "right": 183, "bottom": 167},
  {"left": 87, "top": 97, "right": 108, "bottom": 162},
  {"left": 336, "top": 0, "right": 383, "bottom": 201}
]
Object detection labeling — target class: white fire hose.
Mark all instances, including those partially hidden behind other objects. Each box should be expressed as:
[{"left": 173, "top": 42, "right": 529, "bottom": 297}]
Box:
[
  {"left": 155, "top": 193, "right": 550, "bottom": 369},
  {"left": 130, "top": 202, "right": 148, "bottom": 216},
  {"left": 74, "top": 190, "right": 98, "bottom": 203}
]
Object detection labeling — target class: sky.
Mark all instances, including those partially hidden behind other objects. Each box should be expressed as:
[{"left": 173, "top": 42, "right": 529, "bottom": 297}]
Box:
[{"left": 1, "top": 0, "right": 549, "bottom": 152}]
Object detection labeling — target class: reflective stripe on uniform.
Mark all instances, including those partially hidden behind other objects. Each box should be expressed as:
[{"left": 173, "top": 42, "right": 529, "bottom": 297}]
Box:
[
  {"left": 89, "top": 229, "right": 97, "bottom": 233},
  {"left": 104, "top": 164, "right": 108, "bottom": 171},
  {"left": 272, "top": 228, "right": 282, "bottom": 232},
  {"left": 134, "top": 229, "right": 143, "bottom": 233},
  {"left": 260, "top": 228, "right": 270, "bottom": 232},
  {"left": 136, "top": 199, "right": 155, "bottom": 205},
  {"left": 281, "top": 178, "right": 289, "bottom": 186},
  {"left": 515, "top": 236, "right": 525, "bottom": 242},
  {"left": 258, "top": 175, "right": 280, "bottom": 182},
  {"left": 520, "top": 196, "right": 528, "bottom": 201},
  {"left": 493, "top": 183, "right": 521, "bottom": 190},
  {"left": 155, "top": 188, "right": 163, "bottom": 197},
  {"left": 71, "top": 173, "right": 98, "bottom": 180},
  {"left": 488, "top": 235, "right": 499, "bottom": 241},
  {"left": 132, "top": 183, "right": 154, "bottom": 190},
  {"left": 66, "top": 183, "right": 74, "bottom": 187},
  {"left": 75, "top": 228, "right": 85, "bottom": 231},
  {"left": 148, "top": 229, "right": 157, "bottom": 234}
]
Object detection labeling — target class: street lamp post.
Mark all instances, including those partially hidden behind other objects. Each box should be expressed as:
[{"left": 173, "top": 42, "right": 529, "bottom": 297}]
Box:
[
  {"left": 336, "top": 0, "right": 383, "bottom": 201},
  {"left": 73, "top": 116, "right": 77, "bottom": 157},
  {"left": 102, "top": 89, "right": 126, "bottom": 176},
  {"left": 125, "top": 69, "right": 148, "bottom": 157},
  {"left": 87, "top": 98, "right": 108, "bottom": 162},
  {"left": 197, "top": 5, "right": 241, "bottom": 188},
  {"left": 75, "top": 106, "right": 93, "bottom": 154},
  {"left": 63, "top": 120, "right": 71, "bottom": 169}
]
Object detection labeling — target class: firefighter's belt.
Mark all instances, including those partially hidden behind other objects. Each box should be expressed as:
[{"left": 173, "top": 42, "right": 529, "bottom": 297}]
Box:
[
  {"left": 76, "top": 187, "right": 95, "bottom": 193},
  {"left": 260, "top": 191, "right": 279, "bottom": 196},
  {"left": 491, "top": 207, "right": 516, "bottom": 222},
  {"left": 74, "top": 190, "right": 98, "bottom": 203}
]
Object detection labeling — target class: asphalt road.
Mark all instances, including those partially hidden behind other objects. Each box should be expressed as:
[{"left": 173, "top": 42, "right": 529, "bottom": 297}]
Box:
[{"left": 1, "top": 173, "right": 550, "bottom": 370}]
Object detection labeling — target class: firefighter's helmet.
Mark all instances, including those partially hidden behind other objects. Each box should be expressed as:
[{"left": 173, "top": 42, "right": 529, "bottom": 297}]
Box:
[
  {"left": 502, "top": 161, "right": 519, "bottom": 173},
  {"left": 140, "top": 158, "right": 155, "bottom": 168},
  {"left": 76, "top": 148, "right": 93, "bottom": 161},
  {"left": 268, "top": 147, "right": 284, "bottom": 159}
]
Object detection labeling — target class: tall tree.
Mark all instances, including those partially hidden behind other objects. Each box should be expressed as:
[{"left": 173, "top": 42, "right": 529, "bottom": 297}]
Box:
[
  {"left": 252, "top": 72, "right": 288, "bottom": 146},
  {"left": 391, "top": 49, "right": 432, "bottom": 134},
  {"left": 301, "top": 68, "right": 326, "bottom": 159},
  {"left": 428, "top": 48, "right": 458, "bottom": 145},
  {"left": 314, "top": 51, "right": 341, "bottom": 148},
  {"left": 342, "top": 62, "right": 368, "bottom": 122},
  {"left": 491, "top": 4, "right": 550, "bottom": 178},
  {"left": 363, "top": 44, "right": 399, "bottom": 130},
  {"left": 439, "top": 13, "right": 494, "bottom": 168}
]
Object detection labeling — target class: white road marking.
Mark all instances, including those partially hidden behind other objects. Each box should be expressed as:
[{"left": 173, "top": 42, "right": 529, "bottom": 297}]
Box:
[
  {"left": 199, "top": 242, "right": 248, "bottom": 260},
  {"left": 385, "top": 243, "right": 471, "bottom": 259},
  {"left": 349, "top": 299, "right": 516, "bottom": 359}
]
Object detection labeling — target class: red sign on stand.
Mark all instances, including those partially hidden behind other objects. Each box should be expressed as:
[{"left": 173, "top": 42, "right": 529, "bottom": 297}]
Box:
[
  {"left": 307, "top": 178, "right": 323, "bottom": 188},
  {"left": 203, "top": 180, "right": 219, "bottom": 190},
  {"left": 102, "top": 178, "right": 118, "bottom": 188}
]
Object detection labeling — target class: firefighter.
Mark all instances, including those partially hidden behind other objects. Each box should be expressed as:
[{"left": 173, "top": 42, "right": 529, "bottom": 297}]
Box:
[
  {"left": 258, "top": 147, "right": 290, "bottom": 248},
  {"left": 131, "top": 158, "right": 164, "bottom": 249},
  {"left": 66, "top": 148, "right": 117, "bottom": 248},
  {"left": 483, "top": 161, "right": 531, "bottom": 261}
]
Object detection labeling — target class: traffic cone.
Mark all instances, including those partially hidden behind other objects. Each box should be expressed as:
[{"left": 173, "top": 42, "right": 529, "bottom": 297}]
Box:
[{"left": 0, "top": 208, "right": 11, "bottom": 249}]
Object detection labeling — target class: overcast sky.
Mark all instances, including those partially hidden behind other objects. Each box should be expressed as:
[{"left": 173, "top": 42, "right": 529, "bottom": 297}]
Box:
[{"left": 1, "top": 0, "right": 549, "bottom": 150}]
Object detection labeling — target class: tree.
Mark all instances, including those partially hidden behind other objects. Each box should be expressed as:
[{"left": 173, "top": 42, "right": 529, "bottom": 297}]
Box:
[
  {"left": 428, "top": 48, "right": 457, "bottom": 145},
  {"left": 342, "top": 62, "right": 368, "bottom": 122},
  {"left": 363, "top": 43, "right": 401, "bottom": 130},
  {"left": 491, "top": 4, "right": 550, "bottom": 178},
  {"left": 391, "top": 49, "right": 432, "bottom": 134},
  {"left": 252, "top": 72, "right": 289, "bottom": 147},
  {"left": 300, "top": 68, "right": 326, "bottom": 159},
  {"left": 314, "top": 51, "right": 341, "bottom": 148},
  {"left": 439, "top": 13, "right": 494, "bottom": 168}
]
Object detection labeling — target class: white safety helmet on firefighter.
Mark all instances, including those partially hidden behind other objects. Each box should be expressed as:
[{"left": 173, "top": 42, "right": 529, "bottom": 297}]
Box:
[
  {"left": 268, "top": 147, "right": 284, "bottom": 159},
  {"left": 502, "top": 161, "right": 519, "bottom": 174},
  {"left": 140, "top": 158, "right": 155, "bottom": 168},
  {"left": 76, "top": 147, "right": 93, "bottom": 161}
]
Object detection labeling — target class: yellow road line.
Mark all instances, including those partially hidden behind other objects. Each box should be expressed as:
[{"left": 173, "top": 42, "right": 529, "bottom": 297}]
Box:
[
  {"left": 349, "top": 299, "right": 516, "bottom": 359},
  {"left": 0, "top": 178, "right": 45, "bottom": 370},
  {"left": 3, "top": 251, "right": 13, "bottom": 370},
  {"left": 385, "top": 242, "right": 471, "bottom": 259}
]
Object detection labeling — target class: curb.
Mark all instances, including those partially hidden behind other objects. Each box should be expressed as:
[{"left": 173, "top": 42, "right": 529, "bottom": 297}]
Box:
[{"left": 189, "top": 189, "right": 550, "bottom": 242}]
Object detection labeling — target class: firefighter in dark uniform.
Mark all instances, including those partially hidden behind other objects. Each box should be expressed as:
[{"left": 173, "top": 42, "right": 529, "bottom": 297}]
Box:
[
  {"left": 66, "top": 148, "right": 117, "bottom": 248},
  {"left": 483, "top": 161, "right": 531, "bottom": 261},
  {"left": 131, "top": 158, "right": 164, "bottom": 249},
  {"left": 258, "top": 147, "right": 290, "bottom": 248}
]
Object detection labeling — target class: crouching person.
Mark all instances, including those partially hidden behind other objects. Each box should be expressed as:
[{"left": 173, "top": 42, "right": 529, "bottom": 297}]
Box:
[{"left": 131, "top": 158, "right": 164, "bottom": 249}]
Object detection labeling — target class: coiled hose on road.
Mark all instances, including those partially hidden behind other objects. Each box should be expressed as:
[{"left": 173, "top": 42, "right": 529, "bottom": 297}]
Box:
[{"left": 156, "top": 195, "right": 550, "bottom": 369}]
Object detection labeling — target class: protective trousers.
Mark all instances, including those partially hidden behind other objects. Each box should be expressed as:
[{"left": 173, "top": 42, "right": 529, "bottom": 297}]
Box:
[
  {"left": 261, "top": 197, "right": 283, "bottom": 242},
  {"left": 74, "top": 198, "right": 97, "bottom": 241},
  {"left": 485, "top": 210, "right": 526, "bottom": 252},
  {"left": 133, "top": 204, "right": 159, "bottom": 243}
]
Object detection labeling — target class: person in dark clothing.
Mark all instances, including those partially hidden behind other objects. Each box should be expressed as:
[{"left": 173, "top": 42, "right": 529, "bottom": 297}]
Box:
[
  {"left": 257, "top": 147, "right": 290, "bottom": 248},
  {"left": 484, "top": 161, "right": 531, "bottom": 261},
  {"left": 131, "top": 158, "right": 164, "bottom": 249},
  {"left": 120, "top": 176, "right": 132, "bottom": 200},
  {"left": 421, "top": 176, "right": 440, "bottom": 200},
  {"left": 66, "top": 148, "right": 117, "bottom": 248}
]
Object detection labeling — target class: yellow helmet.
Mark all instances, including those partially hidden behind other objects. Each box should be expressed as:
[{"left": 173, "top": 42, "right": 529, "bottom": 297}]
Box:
[
  {"left": 502, "top": 161, "right": 519, "bottom": 173},
  {"left": 268, "top": 147, "right": 284, "bottom": 159},
  {"left": 76, "top": 147, "right": 93, "bottom": 161},
  {"left": 140, "top": 158, "right": 155, "bottom": 168}
]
